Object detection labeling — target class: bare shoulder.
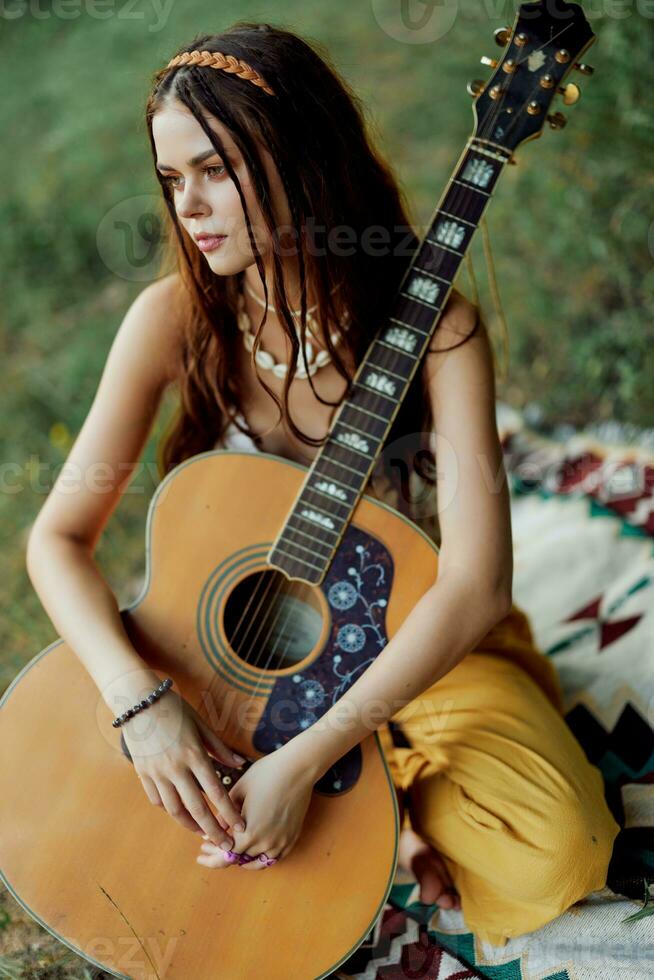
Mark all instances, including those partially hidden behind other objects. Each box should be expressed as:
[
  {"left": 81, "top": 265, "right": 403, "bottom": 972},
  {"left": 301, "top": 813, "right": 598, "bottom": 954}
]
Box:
[
  {"left": 26, "top": 272, "right": 187, "bottom": 549},
  {"left": 428, "top": 287, "right": 481, "bottom": 352},
  {"left": 421, "top": 285, "right": 496, "bottom": 418},
  {"left": 128, "top": 272, "right": 186, "bottom": 390},
  {"left": 422, "top": 286, "right": 489, "bottom": 379}
]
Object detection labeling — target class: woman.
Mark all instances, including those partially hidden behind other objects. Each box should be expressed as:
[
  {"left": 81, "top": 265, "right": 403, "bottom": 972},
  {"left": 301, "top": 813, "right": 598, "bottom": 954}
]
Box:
[{"left": 26, "top": 22, "right": 620, "bottom": 947}]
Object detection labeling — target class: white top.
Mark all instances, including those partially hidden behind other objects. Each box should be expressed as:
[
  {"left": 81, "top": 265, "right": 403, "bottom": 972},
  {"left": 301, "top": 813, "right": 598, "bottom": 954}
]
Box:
[{"left": 214, "top": 412, "right": 259, "bottom": 452}]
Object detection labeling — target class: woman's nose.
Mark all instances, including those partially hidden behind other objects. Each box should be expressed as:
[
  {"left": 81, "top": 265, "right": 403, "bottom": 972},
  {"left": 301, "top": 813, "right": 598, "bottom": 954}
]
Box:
[{"left": 177, "top": 187, "right": 210, "bottom": 220}]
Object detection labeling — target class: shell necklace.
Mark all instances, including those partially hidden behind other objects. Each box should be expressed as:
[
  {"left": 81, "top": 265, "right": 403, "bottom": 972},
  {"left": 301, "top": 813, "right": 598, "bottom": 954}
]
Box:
[{"left": 236, "top": 277, "right": 350, "bottom": 380}]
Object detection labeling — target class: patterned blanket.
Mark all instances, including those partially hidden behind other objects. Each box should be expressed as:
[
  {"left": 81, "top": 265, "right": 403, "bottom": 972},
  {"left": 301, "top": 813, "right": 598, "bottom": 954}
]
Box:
[{"left": 333, "top": 401, "right": 654, "bottom": 980}]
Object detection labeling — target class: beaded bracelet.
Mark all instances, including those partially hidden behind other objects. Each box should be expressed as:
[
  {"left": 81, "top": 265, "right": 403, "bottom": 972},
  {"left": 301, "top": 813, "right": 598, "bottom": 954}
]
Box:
[{"left": 111, "top": 677, "right": 174, "bottom": 729}]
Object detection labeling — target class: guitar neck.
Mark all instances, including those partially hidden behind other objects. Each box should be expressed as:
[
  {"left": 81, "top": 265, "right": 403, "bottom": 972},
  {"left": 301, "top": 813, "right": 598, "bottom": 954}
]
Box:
[{"left": 268, "top": 137, "right": 510, "bottom": 584}]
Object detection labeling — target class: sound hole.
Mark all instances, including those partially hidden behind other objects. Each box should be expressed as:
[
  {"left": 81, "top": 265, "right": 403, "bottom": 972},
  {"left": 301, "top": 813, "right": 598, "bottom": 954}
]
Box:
[{"left": 223, "top": 569, "right": 323, "bottom": 671}]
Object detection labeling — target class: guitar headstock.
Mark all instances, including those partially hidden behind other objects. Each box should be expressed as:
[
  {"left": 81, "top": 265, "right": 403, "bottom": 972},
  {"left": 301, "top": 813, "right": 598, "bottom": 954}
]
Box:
[{"left": 468, "top": 0, "right": 596, "bottom": 157}]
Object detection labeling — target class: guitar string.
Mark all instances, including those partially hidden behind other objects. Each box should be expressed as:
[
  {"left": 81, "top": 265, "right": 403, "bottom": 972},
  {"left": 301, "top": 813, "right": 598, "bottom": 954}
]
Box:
[
  {"left": 232, "top": 48, "right": 572, "bottom": 685},
  {"left": 204, "top": 40, "right": 561, "bottom": 771},
  {"left": 224, "top": 67, "right": 522, "bottom": 684},
  {"left": 210, "top": 58, "right": 527, "bottom": 721}
]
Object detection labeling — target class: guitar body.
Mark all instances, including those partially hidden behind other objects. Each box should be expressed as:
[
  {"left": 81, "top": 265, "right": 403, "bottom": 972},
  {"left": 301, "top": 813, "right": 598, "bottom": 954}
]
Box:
[{"left": 1, "top": 448, "right": 441, "bottom": 980}]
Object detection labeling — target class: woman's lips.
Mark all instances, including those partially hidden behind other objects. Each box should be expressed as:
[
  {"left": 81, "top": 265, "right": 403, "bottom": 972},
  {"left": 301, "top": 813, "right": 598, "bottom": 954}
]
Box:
[{"left": 197, "top": 235, "right": 227, "bottom": 252}]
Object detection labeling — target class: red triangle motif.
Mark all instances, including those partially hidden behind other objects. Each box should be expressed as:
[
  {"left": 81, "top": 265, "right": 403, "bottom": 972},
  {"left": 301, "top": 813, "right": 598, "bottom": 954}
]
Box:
[
  {"left": 600, "top": 615, "right": 643, "bottom": 649},
  {"left": 566, "top": 595, "right": 603, "bottom": 621}
]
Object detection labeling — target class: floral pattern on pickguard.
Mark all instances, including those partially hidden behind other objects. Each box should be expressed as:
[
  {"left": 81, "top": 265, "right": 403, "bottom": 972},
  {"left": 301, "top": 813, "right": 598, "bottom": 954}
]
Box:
[{"left": 253, "top": 524, "right": 393, "bottom": 795}]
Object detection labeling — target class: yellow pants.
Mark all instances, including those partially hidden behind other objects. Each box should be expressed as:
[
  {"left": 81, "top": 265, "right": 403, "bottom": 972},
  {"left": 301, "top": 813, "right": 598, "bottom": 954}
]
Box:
[{"left": 377, "top": 605, "right": 621, "bottom": 947}]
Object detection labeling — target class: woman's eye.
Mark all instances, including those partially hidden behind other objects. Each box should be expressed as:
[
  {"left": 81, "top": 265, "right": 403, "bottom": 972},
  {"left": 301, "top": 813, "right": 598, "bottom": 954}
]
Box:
[{"left": 162, "top": 164, "right": 226, "bottom": 190}]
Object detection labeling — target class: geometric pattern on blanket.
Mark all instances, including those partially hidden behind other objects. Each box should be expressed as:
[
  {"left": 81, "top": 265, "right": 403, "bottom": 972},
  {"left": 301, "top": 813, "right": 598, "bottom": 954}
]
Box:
[{"left": 334, "top": 402, "right": 654, "bottom": 980}]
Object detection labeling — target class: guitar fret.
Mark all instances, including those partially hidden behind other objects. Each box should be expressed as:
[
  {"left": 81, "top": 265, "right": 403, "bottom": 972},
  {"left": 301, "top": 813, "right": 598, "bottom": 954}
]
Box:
[
  {"left": 319, "top": 451, "right": 369, "bottom": 478},
  {"left": 338, "top": 406, "right": 388, "bottom": 445},
  {"left": 338, "top": 419, "right": 375, "bottom": 441},
  {"left": 411, "top": 268, "right": 450, "bottom": 287},
  {"left": 270, "top": 542, "right": 324, "bottom": 573},
  {"left": 304, "top": 484, "right": 351, "bottom": 511},
  {"left": 371, "top": 346, "right": 418, "bottom": 384},
  {"left": 288, "top": 515, "right": 339, "bottom": 545},
  {"left": 425, "top": 236, "right": 464, "bottom": 258},
  {"left": 357, "top": 379, "right": 402, "bottom": 404},
  {"left": 438, "top": 209, "right": 476, "bottom": 229},
  {"left": 365, "top": 357, "right": 407, "bottom": 384},
  {"left": 389, "top": 316, "right": 428, "bottom": 335},
  {"left": 285, "top": 517, "right": 336, "bottom": 548},
  {"left": 328, "top": 443, "right": 371, "bottom": 473},
  {"left": 419, "top": 243, "right": 460, "bottom": 282},
  {"left": 377, "top": 337, "right": 421, "bottom": 357},
  {"left": 452, "top": 177, "right": 490, "bottom": 197},
  {"left": 468, "top": 139, "right": 511, "bottom": 164},
  {"left": 289, "top": 507, "right": 339, "bottom": 550},
  {"left": 346, "top": 402, "right": 388, "bottom": 424},
  {"left": 373, "top": 341, "right": 422, "bottom": 370},
  {"left": 399, "top": 292, "right": 440, "bottom": 312},
  {"left": 308, "top": 466, "right": 355, "bottom": 496}
]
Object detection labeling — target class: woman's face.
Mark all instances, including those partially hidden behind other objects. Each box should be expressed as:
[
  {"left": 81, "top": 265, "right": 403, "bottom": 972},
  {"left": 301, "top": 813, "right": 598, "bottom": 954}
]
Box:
[{"left": 152, "top": 97, "right": 292, "bottom": 277}]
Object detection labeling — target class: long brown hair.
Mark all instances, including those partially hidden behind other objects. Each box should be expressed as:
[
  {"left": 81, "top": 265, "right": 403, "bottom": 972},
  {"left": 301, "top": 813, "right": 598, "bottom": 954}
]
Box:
[{"left": 146, "top": 21, "right": 479, "bottom": 517}]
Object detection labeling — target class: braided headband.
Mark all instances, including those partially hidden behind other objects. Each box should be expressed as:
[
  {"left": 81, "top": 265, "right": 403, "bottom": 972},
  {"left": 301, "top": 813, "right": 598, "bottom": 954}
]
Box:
[{"left": 164, "top": 50, "right": 276, "bottom": 97}]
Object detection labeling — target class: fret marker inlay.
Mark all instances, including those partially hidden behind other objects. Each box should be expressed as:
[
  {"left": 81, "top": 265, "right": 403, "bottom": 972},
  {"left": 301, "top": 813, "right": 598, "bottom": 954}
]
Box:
[
  {"left": 301, "top": 509, "right": 335, "bottom": 530},
  {"left": 336, "top": 431, "right": 371, "bottom": 454},
  {"left": 364, "top": 371, "right": 396, "bottom": 396},
  {"left": 407, "top": 275, "right": 441, "bottom": 306},
  {"left": 435, "top": 220, "right": 466, "bottom": 249},
  {"left": 461, "top": 157, "right": 494, "bottom": 188},
  {"left": 314, "top": 479, "right": 347, "bottom": 501},
  {"left": 383, "top": 325, "right": 418, "bottom": 352}
]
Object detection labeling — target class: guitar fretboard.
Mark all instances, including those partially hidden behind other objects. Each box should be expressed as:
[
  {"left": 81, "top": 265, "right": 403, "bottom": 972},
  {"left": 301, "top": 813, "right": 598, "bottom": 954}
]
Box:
[{"left": 268, "top": 138, "right": 511, "bottom": 584}]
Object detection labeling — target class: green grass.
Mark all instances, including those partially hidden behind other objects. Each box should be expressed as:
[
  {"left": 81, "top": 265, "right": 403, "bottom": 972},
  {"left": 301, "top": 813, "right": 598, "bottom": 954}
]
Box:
[{"left": 1, "top": 1, "right": 653, "bottom": 973}]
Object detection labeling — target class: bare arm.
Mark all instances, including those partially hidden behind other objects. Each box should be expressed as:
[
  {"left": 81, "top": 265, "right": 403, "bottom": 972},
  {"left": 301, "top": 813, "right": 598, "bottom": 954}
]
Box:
[
  {"left": 26, "top": 274, "right": 182, "bottom": 711},
  {"left": 282, "top": 291, "right": 514, "bottom": 781},
  {"left": 25, "top": 274, "right": 246, "bottom": 843}
]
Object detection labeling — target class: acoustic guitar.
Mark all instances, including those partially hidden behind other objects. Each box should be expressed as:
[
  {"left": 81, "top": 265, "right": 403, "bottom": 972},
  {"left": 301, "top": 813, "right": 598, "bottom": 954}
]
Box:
[{"left": 0, "top": 4, "right": 596, "bottom": 978}]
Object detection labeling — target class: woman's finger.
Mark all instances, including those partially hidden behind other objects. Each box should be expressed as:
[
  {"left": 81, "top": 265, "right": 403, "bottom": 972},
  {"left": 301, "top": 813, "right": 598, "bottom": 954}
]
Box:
[
  {"left": 236, "top": 850, "right": 281, "bottom": 870},
  {"left": 155, "top": 778, "right": 208, "bottom": 835},
  {"left": 201, "top": 838, "right": 282, "bottom": 871},
  {"left": 196, "top": 844, "right": 240, "bottom": 869},
  {"left": 158, "top": 776, "right": 228, "bottom": 846},
  {"left": 139, "top": 773, "right": 164, "bottom": 806},
  {"left": 174, "top": 769, "right": 238, "bottom": 845},
  {"left": 190, "top": 756, "right": 246, "bottom": 836},
  {"left": 143, "top": 774, "right": 206, "bottom": 835}
]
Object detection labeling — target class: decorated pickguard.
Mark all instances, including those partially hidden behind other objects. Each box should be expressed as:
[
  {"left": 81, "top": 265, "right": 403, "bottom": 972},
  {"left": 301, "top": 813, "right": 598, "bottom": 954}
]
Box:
[{"left": 255, "top": 524, "right": 393, "bottom": 795}]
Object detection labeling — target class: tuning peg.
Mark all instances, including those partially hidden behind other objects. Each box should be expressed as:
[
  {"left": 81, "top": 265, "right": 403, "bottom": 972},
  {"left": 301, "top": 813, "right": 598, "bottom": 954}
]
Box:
[
  {"left": 466, "top": 79, "right": 485, "bottom": 97},
  {"left": 574, "top": 62, "right": 594, "bottom": 75},
  {"left": 547, "top": 111, "right": 567, "bottom": 129},
  {"left": 493, "top": 26, "right": 511, "bottom": 46},
  {"left": 480, "top": 55, "right": 499, "bottom": 68},
  {"left": 558, "top": 82, "right": 581, "bottom": 105}
]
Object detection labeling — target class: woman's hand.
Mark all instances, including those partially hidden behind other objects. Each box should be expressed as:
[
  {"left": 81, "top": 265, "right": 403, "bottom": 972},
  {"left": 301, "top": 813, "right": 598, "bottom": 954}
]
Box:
[
  {"left": 196, "top": 748, "right": 314, "bottom": 871},
  {"left": 121, "top": 688, "right": 247, "bottom": 848}
]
